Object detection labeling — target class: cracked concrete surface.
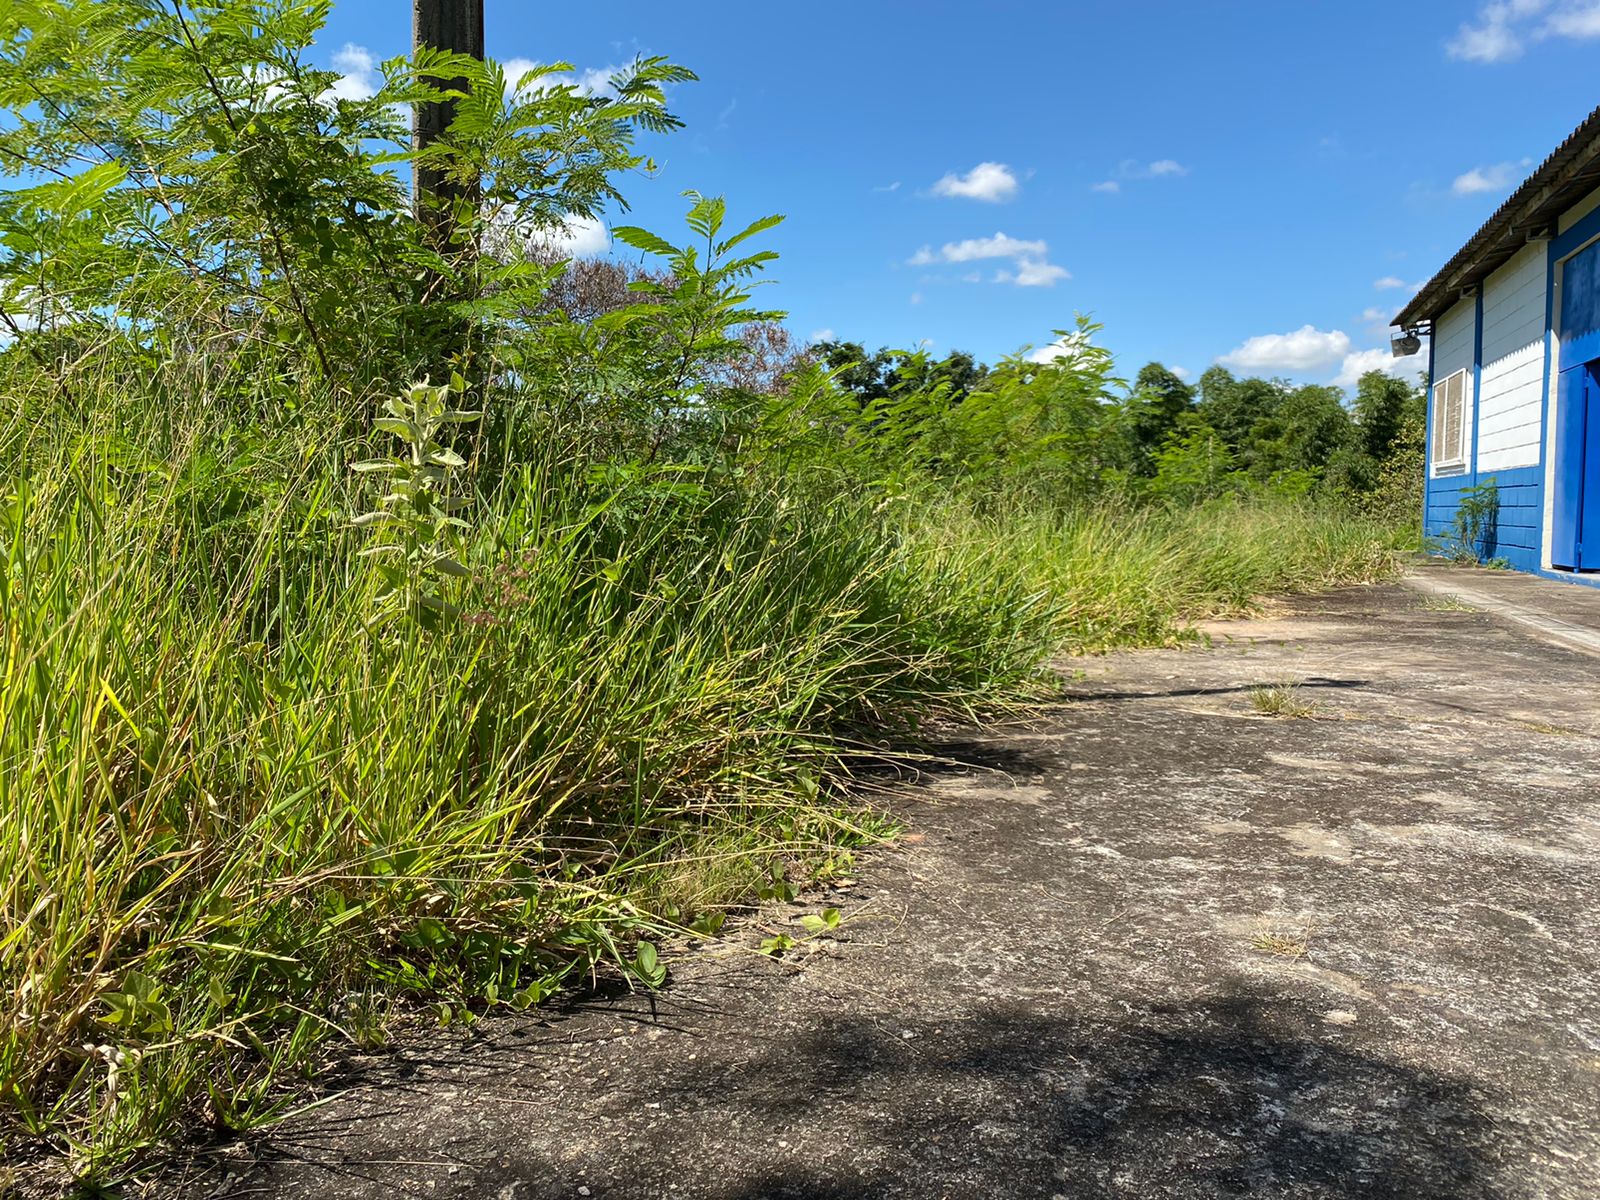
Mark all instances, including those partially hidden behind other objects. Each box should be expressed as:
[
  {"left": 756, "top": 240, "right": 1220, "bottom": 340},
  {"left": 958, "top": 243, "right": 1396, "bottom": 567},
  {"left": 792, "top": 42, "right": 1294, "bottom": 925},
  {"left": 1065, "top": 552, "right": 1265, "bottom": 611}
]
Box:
[{"left": 186, "top": 580, "right": 1600, "bottom": 1199}]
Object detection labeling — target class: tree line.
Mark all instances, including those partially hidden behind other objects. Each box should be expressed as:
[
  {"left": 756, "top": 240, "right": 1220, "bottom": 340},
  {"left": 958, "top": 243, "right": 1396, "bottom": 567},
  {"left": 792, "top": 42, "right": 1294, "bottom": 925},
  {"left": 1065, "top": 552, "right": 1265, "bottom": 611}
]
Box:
[{"left": 810, "top": 337, "right": 1425, "bottom": 519}]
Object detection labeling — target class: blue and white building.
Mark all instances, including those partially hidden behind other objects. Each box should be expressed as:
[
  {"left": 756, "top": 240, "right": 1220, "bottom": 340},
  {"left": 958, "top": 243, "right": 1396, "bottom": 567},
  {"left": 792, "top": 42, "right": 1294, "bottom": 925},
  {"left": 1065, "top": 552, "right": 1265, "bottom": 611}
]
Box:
[{"left": 1396, "top": 104, "right": 1600, "bottom": 584}]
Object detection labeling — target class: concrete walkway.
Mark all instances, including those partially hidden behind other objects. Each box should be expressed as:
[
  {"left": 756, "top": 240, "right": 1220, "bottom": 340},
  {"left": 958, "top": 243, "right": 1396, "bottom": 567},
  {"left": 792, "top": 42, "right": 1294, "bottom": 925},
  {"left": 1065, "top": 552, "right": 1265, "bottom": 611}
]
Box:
[
  {"left": 1404, "top": 558, "right": 1600, "bottom": 656},
  {"left": 187, "top": 582, "right": 1600, "bottom": 1200}
]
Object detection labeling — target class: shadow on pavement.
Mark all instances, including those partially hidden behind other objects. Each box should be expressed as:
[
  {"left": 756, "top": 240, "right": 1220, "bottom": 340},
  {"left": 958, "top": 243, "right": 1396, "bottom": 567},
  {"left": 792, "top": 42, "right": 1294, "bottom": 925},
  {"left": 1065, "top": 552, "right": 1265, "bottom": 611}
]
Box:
[{"left": 395, "top": 985, "right": 1503, "bottom": 1200}]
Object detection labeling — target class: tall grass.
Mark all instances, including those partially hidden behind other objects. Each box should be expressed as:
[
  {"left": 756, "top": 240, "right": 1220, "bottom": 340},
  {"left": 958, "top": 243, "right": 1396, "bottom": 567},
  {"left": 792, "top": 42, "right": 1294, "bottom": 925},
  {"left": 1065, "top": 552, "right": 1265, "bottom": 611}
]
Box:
[
  {"left": 0, "top": 378, "right": 1406, "bottom": 1185},
  {"left": 922, "top": 497, "right": 1406, "bottom": 653},
  {"left": 0, "top": 381, "right": 1053, "bottom": 1181}
]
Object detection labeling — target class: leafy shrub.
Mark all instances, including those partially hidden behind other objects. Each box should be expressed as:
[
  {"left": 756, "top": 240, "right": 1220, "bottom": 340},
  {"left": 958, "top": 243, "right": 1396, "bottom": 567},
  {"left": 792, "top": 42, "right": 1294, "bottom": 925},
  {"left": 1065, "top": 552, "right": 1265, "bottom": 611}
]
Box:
[
  {"left": 1362, "top": 413, "right": 1426, "bottom": 544},
  {"left": 1437, "top": 477, "right": 1501, "bottom": 564}
]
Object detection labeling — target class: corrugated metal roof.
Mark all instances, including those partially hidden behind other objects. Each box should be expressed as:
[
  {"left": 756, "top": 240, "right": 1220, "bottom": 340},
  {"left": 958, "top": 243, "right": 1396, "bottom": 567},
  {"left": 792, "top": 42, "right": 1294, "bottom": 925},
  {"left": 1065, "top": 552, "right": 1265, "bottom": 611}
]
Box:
[{"left": 1395, "top": 104, "right": 1600, "bottom": 330}]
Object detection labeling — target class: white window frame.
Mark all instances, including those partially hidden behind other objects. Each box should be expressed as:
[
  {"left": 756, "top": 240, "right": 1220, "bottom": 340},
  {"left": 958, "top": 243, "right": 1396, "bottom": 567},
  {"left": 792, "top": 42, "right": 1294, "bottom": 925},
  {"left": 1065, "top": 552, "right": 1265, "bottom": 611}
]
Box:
[{"left": 1431, "top": 368, "right": 1470, "bottom": 473}]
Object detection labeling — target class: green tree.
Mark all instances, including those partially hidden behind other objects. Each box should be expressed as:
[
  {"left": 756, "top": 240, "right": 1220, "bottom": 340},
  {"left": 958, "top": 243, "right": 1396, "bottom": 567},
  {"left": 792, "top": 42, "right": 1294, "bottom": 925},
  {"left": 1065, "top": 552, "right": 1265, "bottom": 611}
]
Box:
[
  {"left": 772, "top": 318, "right": 1127, "bottom": 502},
  {"left": 1128, "top": 361, "right": 1196, "bottom": 470},
  {"left": 813, "top": 339, "right": 896, "bottom": 403},
  {"left": 813, "top": 341, "right": 989, "bottom": 408},
  {"left": 1196, "top": 366, "right": 1286, "bottom": 454},
  {"left": 1352, "top": 369, "right": 1425, "bottom": 464},
  {"left": 0, "top": 0, "right": 691, "bottom": 401},
  {"left": 1145, "top": 414, "right": 1242, "bottom": 505},
  {"left": 1250, "top": 384, "right": 1354, "bottom": 478}
]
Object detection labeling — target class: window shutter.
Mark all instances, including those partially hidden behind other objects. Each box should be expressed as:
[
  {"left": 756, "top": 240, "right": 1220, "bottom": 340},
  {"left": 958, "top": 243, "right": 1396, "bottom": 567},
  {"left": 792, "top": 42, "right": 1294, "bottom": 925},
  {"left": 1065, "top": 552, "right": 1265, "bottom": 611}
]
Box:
[
  {"left": 1432, "top": 381, "right": 1447, "bottom": 462},
  {"left": 1445, "top": 370, "right": 1465, "bottom": 464},
  {"left": 1431, "top": 370, "right": 1468, "bottom": 467}
]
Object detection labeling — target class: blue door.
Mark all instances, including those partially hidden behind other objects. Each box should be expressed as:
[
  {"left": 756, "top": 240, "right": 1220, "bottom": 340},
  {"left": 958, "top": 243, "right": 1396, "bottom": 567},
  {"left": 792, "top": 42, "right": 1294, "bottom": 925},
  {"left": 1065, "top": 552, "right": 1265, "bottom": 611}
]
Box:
[
  {"left": 1555, "top": 237, "right": 1600, "bottom": 571},
  {"left": 1551, "top": 362, "right": 1600, "bottom": 570}
]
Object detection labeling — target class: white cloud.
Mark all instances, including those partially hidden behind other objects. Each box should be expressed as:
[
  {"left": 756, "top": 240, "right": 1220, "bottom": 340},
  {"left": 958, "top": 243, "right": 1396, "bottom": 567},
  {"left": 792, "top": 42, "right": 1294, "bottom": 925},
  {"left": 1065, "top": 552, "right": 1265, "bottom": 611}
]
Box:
[
  {"left": 1544, "top": 1, "right": 1600, "bottom": 37},
  {"left": 1361, "top": 306, "right": 1403, "bottom": 336},
  {"left": 572, "top": 66, "right": 621, "bottom": 94},
  {"left": 0, "top": 310, "right": 34, "bottom": 346},
  {"left": 502, "top": 58, "right": 621, "bottom": 99},
  {"left": 1117, "top": 158, "right": 1190, "bottom": 180},
  {"left": 328, "top": 43, "right": 378, "bottom": 101},
  {"left": 1372, "top": 277, "right": 1424, "bottom": 299},
  {"left": 1332, "top": 348, "right": 1395, "bottom": 387},
  {"left": 1028, "top": 330, "right": 1093, "bottom": 365},
  {"left": 0, "top": 289, "right": 69, "bottom": 345},
  {"left": 1448, "top": 1, "right": 1600, "bottom": 62},
  {"left": 1448, "top": 8, "right": 1531, "bottom": 61},
  {"left": 1218, "top": 325, "right": 1352, "bottom": 374},
  {"left": 945, "top": 233, "right": 1047, "bottom": 262},
  {"left": 534, "top": 213, "right": 610, "bottom": 257},
  {"left": 872, "top": 181, "right": 902, "bottom": 193},
  {"left": 1333, "top": 345, "right": 1428, "bottom": 388},
  {"left": 1448, "top": 0, "right": 1550, "bottom": 61},
  {"left": 907, "top": 233, "right": 1048, "bottom": 265},
  {"left": 996, "top": 258, "right": 1070, "bottom": 287},
  {"left": 1093, "top": 160, "right": 1188, "bottom": 191},
  {"left": 502, "top": 56, "right": 542, "bottom": 96},
  {"left": 808, "top": 328, "right": 836, "bottom": 343},
  {"left": 908, "top": 232, "right": 1068, "bottom": 288},
  {"left": 489, "top": 211, "right": 609, "bottom": 260},
  {"left": 1453, "top": 158, "right": 1532, "bottom": 195},
  {"left": 1171, "top": 366, "right": 1192, "bottom": 380},
  {"left": 930, "top": 162, "right": 1020, "bottom": 203}
]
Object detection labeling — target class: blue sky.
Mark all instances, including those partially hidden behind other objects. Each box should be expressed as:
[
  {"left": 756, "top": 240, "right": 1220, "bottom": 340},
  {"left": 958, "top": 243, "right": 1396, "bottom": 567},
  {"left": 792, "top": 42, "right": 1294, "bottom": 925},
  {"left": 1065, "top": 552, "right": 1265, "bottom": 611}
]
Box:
[{"left": 315, "top": 0, "right": 1600, "bottom": 387}]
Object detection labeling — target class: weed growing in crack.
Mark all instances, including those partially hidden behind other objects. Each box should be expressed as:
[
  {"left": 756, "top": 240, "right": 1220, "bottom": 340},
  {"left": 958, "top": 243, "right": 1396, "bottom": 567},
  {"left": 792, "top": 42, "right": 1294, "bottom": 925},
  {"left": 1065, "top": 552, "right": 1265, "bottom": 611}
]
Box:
[
  {"left": 1249, "top": 680, "right": 1320, "bottom": 719},
  {"left": 1251, "top": 930, "right": 1310, "bottom": 959}
]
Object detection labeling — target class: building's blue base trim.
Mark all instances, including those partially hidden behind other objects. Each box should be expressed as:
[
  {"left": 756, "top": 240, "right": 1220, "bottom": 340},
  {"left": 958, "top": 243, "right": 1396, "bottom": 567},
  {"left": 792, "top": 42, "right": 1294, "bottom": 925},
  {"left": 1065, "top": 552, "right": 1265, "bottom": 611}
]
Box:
[
  {"left": 1421, "top": 553, "right": 1600, "bottom": 588},
  {"left": 1422, "top": 454, "right": 1600, "bottom": 587},
  {"left": 1424, "top": 464, "right": 1545, "bottom": 573},
  {"left": 1533, "top": 565, "right": 1600, "bottom": 587}
]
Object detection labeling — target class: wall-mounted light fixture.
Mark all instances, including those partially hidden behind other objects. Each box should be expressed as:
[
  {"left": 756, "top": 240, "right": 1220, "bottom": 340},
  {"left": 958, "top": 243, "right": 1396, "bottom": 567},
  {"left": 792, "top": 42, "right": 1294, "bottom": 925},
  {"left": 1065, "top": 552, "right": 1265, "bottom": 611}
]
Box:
[{"left": 1391, "top": 328, "right": 1424, "bottom": 358}]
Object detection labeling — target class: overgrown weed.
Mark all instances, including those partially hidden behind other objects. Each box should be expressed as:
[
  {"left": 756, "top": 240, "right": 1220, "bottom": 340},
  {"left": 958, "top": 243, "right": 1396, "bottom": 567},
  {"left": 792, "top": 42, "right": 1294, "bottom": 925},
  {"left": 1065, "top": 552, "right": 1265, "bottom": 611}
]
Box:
[
  {"left": 1249, "top": 679, "right": 1321, "bottom": 719},
  {"left": 0, "top": 374, "right": 1401, "bottom": 1182}
]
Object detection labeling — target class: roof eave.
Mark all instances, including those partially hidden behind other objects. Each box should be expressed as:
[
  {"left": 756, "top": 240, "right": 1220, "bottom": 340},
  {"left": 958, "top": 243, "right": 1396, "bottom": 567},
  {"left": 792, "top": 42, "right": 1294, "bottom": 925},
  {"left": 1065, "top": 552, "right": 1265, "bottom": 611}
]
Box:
[{"left": 1394, "top": 104, "right": 1600, "bottom": 331}]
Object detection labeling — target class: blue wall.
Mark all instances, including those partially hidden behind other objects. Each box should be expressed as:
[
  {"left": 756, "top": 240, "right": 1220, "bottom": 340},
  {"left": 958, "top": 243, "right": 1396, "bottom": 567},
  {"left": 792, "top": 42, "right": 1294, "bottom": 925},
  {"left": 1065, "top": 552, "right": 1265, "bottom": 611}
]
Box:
[{"left": 1424, "top": 465, "right": 1544, "bottom": 572}]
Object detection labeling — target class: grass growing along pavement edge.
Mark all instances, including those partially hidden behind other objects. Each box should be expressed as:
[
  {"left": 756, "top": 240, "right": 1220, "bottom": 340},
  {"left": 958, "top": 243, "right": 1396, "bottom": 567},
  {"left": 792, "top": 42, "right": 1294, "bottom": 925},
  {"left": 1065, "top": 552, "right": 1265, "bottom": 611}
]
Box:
[{"left": 0, "top": 378, "right": 1408, "bottom": 1187}]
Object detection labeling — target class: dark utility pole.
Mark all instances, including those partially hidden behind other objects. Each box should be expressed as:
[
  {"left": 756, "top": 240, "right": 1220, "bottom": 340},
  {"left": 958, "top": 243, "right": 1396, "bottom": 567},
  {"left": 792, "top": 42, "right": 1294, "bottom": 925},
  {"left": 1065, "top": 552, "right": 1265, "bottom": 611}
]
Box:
[
  {"left": 412, "top": 0, "right": 484, "bottom": 228},
  {"left": 411, "top": 0, "right": 484, "bottom": 376}
]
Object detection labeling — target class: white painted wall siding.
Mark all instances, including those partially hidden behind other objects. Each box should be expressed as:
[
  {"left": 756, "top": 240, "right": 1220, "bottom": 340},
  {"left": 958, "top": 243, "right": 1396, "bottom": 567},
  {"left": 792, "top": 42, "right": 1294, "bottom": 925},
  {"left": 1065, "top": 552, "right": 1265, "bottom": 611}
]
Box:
[
  {"left": 1431, "top": 297, "right": 1476, "bottom": 476},
  {"left": 1477, "top": 242, "right": 1547, "bottom": 472}
]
